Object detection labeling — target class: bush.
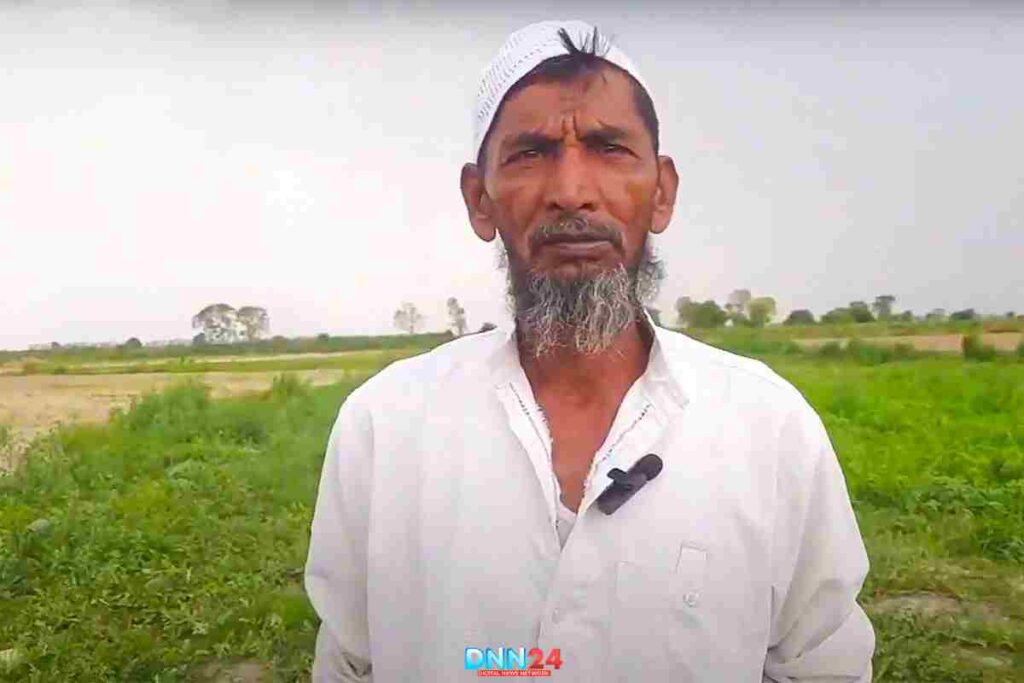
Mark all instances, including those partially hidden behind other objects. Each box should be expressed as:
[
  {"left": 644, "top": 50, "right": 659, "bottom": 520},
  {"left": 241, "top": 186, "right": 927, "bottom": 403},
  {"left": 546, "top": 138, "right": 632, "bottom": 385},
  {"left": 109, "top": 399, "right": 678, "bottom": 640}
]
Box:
[
  {"left": 1017, "top": 340, "right": 1024, "bottom": 359},
  {"left": 816, "top": 341, "right": 844, "bottom": 359},
  {"left": 265, "top": 373, "right": 312, "bottom": 402},
  {"left": 961, "top": 333, "right": 996, "bottom": 361}
]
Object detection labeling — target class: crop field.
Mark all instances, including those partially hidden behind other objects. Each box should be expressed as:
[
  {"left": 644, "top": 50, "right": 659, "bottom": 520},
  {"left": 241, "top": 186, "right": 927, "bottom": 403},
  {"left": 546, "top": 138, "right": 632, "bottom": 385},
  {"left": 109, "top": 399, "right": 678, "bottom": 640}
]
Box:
[{"left": 1, "top": 340, "right": 1022, "bottom": 681}]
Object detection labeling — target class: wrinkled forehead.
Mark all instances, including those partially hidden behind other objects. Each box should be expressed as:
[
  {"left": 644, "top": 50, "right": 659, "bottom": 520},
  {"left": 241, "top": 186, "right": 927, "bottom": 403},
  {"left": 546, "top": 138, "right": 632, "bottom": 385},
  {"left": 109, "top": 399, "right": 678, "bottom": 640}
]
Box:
[{"left": 486, "top": 68, "right": 651, "bottom": 152}]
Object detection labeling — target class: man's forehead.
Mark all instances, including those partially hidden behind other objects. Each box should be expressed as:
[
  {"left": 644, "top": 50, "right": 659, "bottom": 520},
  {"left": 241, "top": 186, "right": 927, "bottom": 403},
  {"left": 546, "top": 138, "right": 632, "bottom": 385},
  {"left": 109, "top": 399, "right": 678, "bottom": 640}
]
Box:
[{"left": 493, "top": 70, "right": 645, "bottom": 139}]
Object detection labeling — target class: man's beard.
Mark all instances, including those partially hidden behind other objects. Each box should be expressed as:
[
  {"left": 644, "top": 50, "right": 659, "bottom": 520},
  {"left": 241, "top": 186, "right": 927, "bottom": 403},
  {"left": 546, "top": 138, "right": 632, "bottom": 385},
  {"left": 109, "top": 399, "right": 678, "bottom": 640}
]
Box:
[{"left": 497, "top": 217, "right": 665, "bottom": 358}]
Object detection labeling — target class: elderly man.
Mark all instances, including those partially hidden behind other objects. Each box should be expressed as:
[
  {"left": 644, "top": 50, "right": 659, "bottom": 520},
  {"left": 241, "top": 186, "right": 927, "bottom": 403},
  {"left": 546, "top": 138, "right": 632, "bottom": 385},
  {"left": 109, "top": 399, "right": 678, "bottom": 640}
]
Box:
[{"left": 305, "top": 20, "right": 874, "bottom": 682}]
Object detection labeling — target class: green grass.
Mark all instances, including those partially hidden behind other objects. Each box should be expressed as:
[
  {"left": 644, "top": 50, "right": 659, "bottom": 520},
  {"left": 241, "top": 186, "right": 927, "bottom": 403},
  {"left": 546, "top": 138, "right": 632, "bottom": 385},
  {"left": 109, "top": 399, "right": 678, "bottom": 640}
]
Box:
[{"left": 2, "top": 357, "right": 1023, "bottom": 680}]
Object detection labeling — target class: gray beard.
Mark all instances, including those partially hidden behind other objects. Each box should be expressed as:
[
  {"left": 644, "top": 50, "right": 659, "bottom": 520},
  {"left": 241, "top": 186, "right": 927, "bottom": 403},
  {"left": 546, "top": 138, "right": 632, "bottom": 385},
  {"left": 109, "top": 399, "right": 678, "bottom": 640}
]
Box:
[{"left": 497, "top": 237, "right": 665, "bottom": 358}]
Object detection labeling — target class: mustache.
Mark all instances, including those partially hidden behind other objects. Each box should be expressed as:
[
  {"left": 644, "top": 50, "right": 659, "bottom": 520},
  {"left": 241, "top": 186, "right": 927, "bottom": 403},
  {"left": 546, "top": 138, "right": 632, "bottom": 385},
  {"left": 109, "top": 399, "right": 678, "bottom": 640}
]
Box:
[{"left": 529, "top": 215, "right": 624, "bottom": 252}]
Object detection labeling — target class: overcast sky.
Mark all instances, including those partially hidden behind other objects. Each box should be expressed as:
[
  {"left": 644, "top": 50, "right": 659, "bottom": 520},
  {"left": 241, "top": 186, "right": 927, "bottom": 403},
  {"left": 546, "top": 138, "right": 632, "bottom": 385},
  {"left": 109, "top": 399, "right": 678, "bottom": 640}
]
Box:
[{"left": 2, "top": 1, "right": 1022, "bottom": 349}]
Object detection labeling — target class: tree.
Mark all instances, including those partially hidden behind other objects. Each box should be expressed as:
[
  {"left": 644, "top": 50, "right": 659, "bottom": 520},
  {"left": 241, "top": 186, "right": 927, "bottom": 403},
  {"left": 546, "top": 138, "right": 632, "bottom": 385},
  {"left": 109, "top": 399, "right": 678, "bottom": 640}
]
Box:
[
  {"left": 316, "top": 332, "right": 331, "bottom": 343},
  {"left": 123, "top": 337, "right": 143, "bottom": 349},
  {"left": 950, "top": 308, "right": 977, "bottom": 321},
  {"left": 236, "top": 306, "right": 270, "bottom": 342},
  {"left": 678, "top": 299, "right": 728, "bottom": 329},
  {"left": 726, "top": 289, "right": 751, "bottom": 314},
  {"left": 784, "top": 309, "right": 816, "bottom": 325},
  {"left": 192, "top": 303, "right": 240, "bottom": 344},
  {"left": 747, "top": 296, "right": 777, "bottom": 327},
  {"left": 925, "top": 308, "right": 948, "bottom": 322},
  {"left": 446, "top": 297, "right": 467, "bottom": 336},
  {"left": 848, "top": 301, "right": 875, "bottom": 323},
  {"left": 192, "top": 332, "right": 207, "bottom": 346},
  {"left": 872, "top": 295, "right": 896, "bottom": 320},
  {"left": 394, "top": 302, "right": 424, "bottom": 334},
  {"left": 821, "top": 307, "right": 854, "bottom": 324},
  {"left": 675, "top": 296, "right": 695, "bottom": 328},
  {"left": 478, "top": 322, "right": 497, "bottom": 333},
  {"left": 645, "top": 307, "right": 661, "bottom": 326},
  {"left": 896, "top": 310, "right": 915, "bottom": 322}
]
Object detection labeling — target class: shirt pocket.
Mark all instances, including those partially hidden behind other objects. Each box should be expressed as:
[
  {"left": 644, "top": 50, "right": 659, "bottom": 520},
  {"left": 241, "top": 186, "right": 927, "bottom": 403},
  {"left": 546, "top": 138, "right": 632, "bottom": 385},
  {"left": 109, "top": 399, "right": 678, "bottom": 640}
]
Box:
[{"left": 610, "top": 543, "right": 708, "bottom": 681}]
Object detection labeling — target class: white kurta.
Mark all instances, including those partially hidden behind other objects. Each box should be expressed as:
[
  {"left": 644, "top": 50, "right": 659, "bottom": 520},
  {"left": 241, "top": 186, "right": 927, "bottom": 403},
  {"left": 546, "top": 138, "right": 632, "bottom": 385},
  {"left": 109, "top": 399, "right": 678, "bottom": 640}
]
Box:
[{"left": 304, "top": 320, "right": 875, "bottom": 682}]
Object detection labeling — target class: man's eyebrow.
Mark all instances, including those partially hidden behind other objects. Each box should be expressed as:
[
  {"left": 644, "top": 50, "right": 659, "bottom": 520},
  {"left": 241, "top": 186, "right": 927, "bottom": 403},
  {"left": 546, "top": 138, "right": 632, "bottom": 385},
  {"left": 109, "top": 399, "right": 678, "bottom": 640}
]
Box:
[
  {"left": 499, "top": 124, "right": 637, "bottom": 156},
  {"left": 578, "top": 124, "right": 632, "bottom": 143},
  {"left": 501, "top": 131, "right": 560, "bottom": 152}
]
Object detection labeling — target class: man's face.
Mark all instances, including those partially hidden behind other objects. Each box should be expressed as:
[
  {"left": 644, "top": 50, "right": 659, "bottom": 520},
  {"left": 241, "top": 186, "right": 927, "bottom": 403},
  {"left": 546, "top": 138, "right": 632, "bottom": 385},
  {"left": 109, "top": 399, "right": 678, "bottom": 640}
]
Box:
[
  {"left": 474, "top": 66, "right": 672, "bottom": 279},
  {"left": 460, "top": 64, "right": 678, "bottom": 354}
]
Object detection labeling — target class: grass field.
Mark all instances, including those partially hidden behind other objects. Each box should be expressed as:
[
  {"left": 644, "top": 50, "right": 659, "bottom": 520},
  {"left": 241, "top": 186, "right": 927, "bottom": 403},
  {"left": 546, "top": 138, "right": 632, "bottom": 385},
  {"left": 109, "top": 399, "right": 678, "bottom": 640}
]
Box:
[{"left": 1, "top": 347, "right": 1022, "bottom": 680}]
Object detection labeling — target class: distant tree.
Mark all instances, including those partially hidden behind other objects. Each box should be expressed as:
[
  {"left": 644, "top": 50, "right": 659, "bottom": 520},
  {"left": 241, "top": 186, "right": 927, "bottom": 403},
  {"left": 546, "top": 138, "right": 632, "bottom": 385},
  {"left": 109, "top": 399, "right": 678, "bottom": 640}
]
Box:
[
  {"left": 1006, "top": 311, "right": 1017, "bottom": 319},
  {"left": 925, "top": 308, "right": 948, "bottom": 322},
  {"left": 872, "top": 295, "right": 896, "bottom": 320},
  {"left": 192, "top": 303, "right": 239, "bottom": 344},
  {"left": 682, "top": 300, "right": 728, "bottom": 329},
  {"left": 848, "top": 301, "right": 875, "bottom": 323},
  {"left": 50, "top": 341, "right": 61, "bottom": 349},
  {"left": 821, "top": 307, "right": 854, "bottom": 324},
  {"left": 950, "top": 308, "right": 977, "bottom": 321},
  {"left": 270, "top": 335, "right": 289, "bottom": 352},
  {"left": 896, "top": 310, "right": 915, "bottom": 322},
  {"left": 645, "top": 307, "right": 661, "bottom": 326},
  {"left": 123, "top": 337, "right": 143, "bottom": 349},
  {"left": 783, "top": 309, "right": 816, "bottom": 325},
  {"left": 316, "top": 333, "right": 331, "bottom": 343},
  {"left": 237, "top": 306, "right": 270, "bottom": 342},
  {"left": 446, "top": 297, "right": 467, "bottom": 336},
  {"left": 394, "top": 302, "right": 424, "bottom": 334},
  {"left": 192, "top": 332, "right": 207, "bottom": 346},
  {"left": 478, "top": 322, "right": 497, "bottom": 333},
  {"left": 747, "top": 296, "right": 777, "bottom": 327},
  {"left": 675, "top": 296, "right": 695, "bottom": 328},
  {"left": 725, "top": 289, "right": 752, "bottom": 324}
]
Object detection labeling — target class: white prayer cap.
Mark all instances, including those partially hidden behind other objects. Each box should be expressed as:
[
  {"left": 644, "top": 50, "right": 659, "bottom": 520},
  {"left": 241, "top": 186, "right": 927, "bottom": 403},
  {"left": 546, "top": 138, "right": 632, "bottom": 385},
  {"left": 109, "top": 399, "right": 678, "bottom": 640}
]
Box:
[{"left": 472, "top": 20, "right": 652, "bottom": 161}]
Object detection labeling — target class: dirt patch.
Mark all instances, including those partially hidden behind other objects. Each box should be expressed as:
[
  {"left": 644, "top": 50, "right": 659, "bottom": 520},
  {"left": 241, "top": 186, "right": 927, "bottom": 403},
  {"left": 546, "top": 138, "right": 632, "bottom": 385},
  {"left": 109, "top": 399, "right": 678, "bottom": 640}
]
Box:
[
  {"left": 872, "top": 592, "right": 963, "bottom": 618},
  {"left": 195, "top": 659, "right": 269, "bottom": 682},
  {"left": 872, "top": 592, "right": 1010, "bottom": 626},
  {"left": 794, "top": 332, "right": 1022, "bottom": 353},
  {"left": 0, "top": 369, "right": 353, "bottom": 472},
  {"left": 0, "top": 348, "right": 398, "bottom": 376}
]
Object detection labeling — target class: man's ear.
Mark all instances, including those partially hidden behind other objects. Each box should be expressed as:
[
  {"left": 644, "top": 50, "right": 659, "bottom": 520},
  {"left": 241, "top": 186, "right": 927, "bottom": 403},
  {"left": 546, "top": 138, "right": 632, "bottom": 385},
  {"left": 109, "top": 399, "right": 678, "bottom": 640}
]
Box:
[
  {"left": 650, "top": 155, "right": 679, "bottom": 235},
  {"left": 460, "top": 163, "right": 497, "bottom": 242}
]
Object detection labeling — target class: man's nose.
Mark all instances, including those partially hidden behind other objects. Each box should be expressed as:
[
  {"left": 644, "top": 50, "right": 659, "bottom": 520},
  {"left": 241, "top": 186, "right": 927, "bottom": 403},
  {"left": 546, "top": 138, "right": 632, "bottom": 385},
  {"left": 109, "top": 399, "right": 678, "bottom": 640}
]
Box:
[{"left": 544, "top": 146, "right": 598, "bottom": 214}]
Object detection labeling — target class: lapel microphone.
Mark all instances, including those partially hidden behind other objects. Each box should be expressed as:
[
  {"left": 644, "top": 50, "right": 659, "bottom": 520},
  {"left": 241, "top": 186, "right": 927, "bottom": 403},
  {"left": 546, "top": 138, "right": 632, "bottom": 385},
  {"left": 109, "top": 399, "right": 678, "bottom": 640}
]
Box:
[{"left": 595, "top": 453, "right": 663, "bottom": 515}]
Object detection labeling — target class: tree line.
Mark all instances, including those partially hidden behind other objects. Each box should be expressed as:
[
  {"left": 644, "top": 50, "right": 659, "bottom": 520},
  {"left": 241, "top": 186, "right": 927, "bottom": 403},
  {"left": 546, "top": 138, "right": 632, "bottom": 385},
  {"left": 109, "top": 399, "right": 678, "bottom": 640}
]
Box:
[
  {"left": 185, "top": 293, "right": 1015, "bottom": 349},
  {"left": 670, "top": 290, "right": 1010, "bottom": 329}
]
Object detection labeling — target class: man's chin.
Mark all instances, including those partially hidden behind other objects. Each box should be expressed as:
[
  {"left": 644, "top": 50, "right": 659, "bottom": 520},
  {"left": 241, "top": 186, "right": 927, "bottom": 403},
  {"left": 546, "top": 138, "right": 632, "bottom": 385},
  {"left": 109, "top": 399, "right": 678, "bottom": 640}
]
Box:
[{"left": 530, "top": 259, "right": 623, "bottom": 282}]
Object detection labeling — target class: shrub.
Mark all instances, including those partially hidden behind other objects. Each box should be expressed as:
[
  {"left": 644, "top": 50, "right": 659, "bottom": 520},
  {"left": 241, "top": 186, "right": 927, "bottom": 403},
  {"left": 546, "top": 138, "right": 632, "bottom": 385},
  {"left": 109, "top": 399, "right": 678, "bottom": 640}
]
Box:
[
  {"left": 816, "top": 341, "right": 844, "bottom": 359},
  {"left": 265, "top": 373, "right": 312, "bottom": 402},
  {"left": 962, "top": 333, "right": 996, "bottom": 361},
  {"left": 1017, "top": 340, "right": 1024, "bottom": 359}
]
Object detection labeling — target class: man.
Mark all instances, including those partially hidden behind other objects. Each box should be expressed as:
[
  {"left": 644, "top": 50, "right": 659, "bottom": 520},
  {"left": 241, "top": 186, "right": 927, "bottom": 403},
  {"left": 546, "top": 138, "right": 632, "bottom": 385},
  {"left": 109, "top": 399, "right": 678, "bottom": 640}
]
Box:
[{"left": 305, "top": 20, "right": 874, "bottom": 682}]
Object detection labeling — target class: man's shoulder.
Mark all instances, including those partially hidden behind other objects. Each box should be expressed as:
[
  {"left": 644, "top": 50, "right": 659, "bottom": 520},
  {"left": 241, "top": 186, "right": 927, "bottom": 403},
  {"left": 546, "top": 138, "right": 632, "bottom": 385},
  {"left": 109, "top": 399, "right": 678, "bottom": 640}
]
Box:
[
  {"left": 656, "top": 326, "right": 806, "bottom": 409},
  {"left": 344, "top": 327, "right": 509, "bottom": 411}
]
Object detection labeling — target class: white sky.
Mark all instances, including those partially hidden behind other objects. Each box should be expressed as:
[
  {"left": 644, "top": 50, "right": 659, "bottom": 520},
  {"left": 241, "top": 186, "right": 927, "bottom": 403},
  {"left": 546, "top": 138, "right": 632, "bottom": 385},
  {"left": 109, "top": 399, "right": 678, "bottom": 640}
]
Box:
[{"left": 2, "top": 1, "right": 1022, "bottom": 349}]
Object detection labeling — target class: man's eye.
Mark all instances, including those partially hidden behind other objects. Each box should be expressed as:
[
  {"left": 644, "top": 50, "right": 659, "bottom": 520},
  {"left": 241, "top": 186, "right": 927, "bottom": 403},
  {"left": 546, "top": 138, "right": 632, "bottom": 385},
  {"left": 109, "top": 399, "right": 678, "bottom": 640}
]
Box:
[
  {"left": 601, "top": 143, "right": 627, "bottom": 154},
  {"left": 508, "top": 149, "right": 541, "bottom": 163}
]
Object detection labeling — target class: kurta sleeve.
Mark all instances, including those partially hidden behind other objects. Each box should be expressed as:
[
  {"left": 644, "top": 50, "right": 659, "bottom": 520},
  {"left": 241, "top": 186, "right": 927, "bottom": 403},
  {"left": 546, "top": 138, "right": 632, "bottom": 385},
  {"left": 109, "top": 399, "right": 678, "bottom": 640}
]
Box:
[
  {"left": 763, "top": 404, "right": 875, "bottom": 683},
  {"left": 305, "top": 392, "right": 375, "bottom": 682}
]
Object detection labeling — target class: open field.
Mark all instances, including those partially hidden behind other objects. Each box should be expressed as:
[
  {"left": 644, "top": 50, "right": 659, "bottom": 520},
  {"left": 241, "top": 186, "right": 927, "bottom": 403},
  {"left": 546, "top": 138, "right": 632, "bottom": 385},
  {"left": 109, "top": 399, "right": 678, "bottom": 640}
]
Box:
[
  {"left": 0, "top": 369, "right": 359, "bottom": 472},
  {"left": 792, "top": 332, "right": 1023, "bottom": 353},
  {"left": 1, "top": 345, "right": 1022, "bottom": 680}
]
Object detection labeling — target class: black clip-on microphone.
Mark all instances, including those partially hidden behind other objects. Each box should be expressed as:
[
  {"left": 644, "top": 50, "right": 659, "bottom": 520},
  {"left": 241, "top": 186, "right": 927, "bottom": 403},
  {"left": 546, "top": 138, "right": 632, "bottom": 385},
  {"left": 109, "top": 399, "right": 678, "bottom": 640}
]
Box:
[{"left": 595, "top": 453, "right": 663, "bottom": 515}]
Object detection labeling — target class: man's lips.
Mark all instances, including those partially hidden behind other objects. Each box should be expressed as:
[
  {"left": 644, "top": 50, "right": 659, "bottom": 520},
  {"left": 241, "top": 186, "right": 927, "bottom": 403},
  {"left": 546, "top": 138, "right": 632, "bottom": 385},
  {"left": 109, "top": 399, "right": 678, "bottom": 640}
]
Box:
[{"left": 537, "top": 238, "right": 615, "bottom": 257}]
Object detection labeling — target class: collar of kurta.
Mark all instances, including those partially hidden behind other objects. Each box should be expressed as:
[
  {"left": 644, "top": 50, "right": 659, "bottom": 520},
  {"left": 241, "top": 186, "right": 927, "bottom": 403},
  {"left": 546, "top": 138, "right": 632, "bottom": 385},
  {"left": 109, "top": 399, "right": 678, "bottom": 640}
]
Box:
[{"left": 484, "top": 308, "right": 693, "bottom": 412}]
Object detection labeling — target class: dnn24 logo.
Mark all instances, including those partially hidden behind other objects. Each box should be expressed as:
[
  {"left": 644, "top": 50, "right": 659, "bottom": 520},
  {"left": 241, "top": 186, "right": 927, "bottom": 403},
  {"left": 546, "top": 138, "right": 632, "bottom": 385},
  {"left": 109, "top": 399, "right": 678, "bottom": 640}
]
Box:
[{"left": 464, "top": 647, "right": 564, "bottom": 677}]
